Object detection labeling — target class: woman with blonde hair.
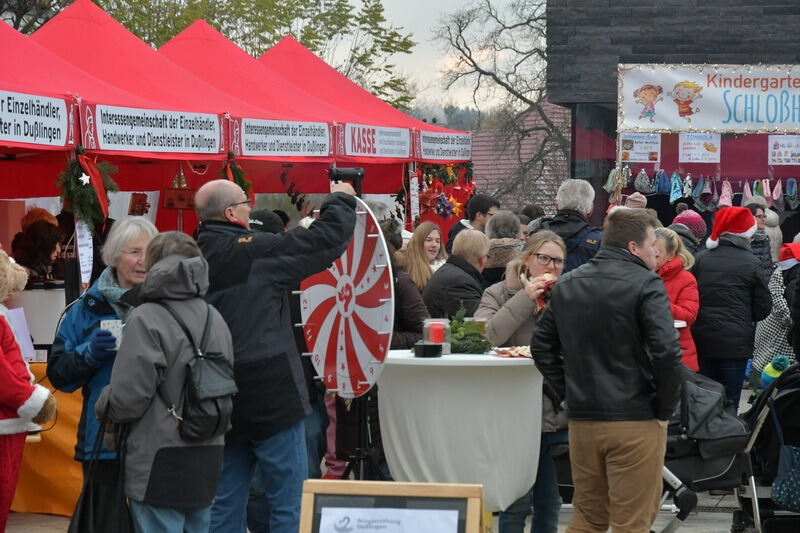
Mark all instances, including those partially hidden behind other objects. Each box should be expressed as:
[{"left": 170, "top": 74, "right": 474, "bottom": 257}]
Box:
[
  {"left": 399, "top": 221, "right": 447, "bottom": 291},
  {"left": 475, "top": 230, "right": 567, "bottom": 533},
  {"left": 655, "top": 227, "right": 699, "bottom": 371}
]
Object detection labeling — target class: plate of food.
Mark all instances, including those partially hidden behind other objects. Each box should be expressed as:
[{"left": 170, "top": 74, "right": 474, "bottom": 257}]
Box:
[{"left": 494, "top": 346, "right": 532, "bottom": 358}]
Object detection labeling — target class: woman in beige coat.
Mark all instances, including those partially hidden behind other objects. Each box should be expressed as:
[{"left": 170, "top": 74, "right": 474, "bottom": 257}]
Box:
[{"left": 475, "top": 230, "right": 568, "bottom": 533}]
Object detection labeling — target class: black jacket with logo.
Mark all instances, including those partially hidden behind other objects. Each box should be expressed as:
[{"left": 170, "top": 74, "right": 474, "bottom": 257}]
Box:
[
  {"left": 532, "top": 246, "right": 683, "bottom": 421},
  {"left": 196, "top": 192, "right": 356, "bottom": 443}
]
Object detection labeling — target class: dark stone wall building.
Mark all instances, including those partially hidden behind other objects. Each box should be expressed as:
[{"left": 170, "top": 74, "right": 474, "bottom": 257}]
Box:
[{"left": 546, "top": 0, "right": 800, "bottom": 223}]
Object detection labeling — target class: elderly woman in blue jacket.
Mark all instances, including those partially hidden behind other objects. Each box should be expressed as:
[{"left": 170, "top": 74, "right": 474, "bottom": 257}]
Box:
[{"left": 47, "top": 217, "right": 157, "bottom": 516}]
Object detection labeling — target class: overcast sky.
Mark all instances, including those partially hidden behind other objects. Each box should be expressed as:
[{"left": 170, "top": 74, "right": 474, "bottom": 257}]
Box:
[{"left": 382, "top": 0, "right": 509, "bottom": 109}]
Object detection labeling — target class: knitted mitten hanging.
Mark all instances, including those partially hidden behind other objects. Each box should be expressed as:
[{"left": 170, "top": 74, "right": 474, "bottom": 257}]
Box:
[
  {"left": 762, "top": 179, "right": 773, "bottom": 208},
  {"left": 682, "top": 174, "right": 693, "bottom": 198},
  {"left": 707, "top": 179, "right": 719, "bottom": 211},
  {"left": 634, "top": 168, "right": 655, "bottom": 193},
  {"left": 669, "top": 171, "right": 683, "bottom": 204},
  {"left": 742, "top": 180, "right": 753, "bottom": 205},
  {"left": 718, "top": 179, "right": 733, "bottom": 208},
  {"left": 655, "top": 169, "right": 671, "bottom": 195},
  {"left": 773, "top": 179, "right": 785, "bottom": 212},
  {"left": 752, "top": 179, "right": 763, "bottom": 198},
  {"left": 603, "top": 167, "right": 620, "bottom": 194},
  {"left": 786, "top": 178, "right": 798, "bottom": 210}
]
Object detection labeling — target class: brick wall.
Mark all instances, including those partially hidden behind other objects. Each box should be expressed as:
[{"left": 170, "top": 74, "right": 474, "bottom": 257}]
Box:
[
  {"left": 471, "top": 102, "right": 571, "bottom": 214},
  {"left": 547, "top": 0, "right": 800, "bottom": 104}
]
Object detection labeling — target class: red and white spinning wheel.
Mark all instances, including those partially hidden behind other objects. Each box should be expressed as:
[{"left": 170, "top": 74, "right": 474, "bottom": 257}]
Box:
[{"left": 299, "top": 197, "right": 394, "bottom": 398}]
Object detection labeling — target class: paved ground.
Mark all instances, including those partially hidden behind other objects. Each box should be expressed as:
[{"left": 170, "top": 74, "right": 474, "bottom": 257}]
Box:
[{"left": 6, "top": 389, "right": 759, "bottom": 532}]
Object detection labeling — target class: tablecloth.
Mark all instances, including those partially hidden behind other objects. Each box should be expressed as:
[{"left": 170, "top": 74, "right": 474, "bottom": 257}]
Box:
[
  {"left": 11, "top": 363, "right": 82, "bottom": 516},
  {"left": 377, "top": 350, "right": 543, "bottom": 512}
]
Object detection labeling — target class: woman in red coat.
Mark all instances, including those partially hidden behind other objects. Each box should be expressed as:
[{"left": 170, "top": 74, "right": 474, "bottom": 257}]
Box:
[{"left": 655, "top": 227, "right": 700, "bottom": 371}]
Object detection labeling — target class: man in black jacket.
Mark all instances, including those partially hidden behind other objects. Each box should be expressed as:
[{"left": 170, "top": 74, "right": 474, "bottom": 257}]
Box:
[
  {"left": 528, "top": 179, "right": 602, "bottom": 273},
  {"left": 692, "top": 206, "right": 771, "bottom": 409},
  {"left": 445, "top": 193, "right": 499, "bottom": 253},
  {"left": 195, "top": 180, "right": 356, "bottom": 533},
  {"left": 423, "top": 229, "right": 489, "bottom": 318},
  {"left": 532, "top": 207, "right": 682, "bottom": 533}
]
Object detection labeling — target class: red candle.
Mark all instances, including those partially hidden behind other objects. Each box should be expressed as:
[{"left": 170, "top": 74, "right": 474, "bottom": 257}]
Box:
[{"left": 429, "top": 322, "right": 445, "bottom": 343}]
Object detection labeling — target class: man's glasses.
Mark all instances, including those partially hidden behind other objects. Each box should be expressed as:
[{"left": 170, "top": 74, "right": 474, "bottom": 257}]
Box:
[
  {"left": 227, "top": 200, "right": 251, "bottom": 209},
  {"left": 533, "top": 253, "right": 564, "bottom": 269}
]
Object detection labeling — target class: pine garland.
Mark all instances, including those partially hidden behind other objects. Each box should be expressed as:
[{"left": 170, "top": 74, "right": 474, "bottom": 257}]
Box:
[
  {"left": 420, "top": 162, "right": 474, "bottom": 186},
  {"left": 221, "top": 152, "right": 252, "bottom": 197},
  {"left": 56, "top": 147, "right": 118, "bottom": 231}
]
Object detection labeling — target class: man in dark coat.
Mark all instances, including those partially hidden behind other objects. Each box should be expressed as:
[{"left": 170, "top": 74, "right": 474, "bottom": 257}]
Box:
[
  {"left": 195, "top": 180, "right": 356, "bottom": 533},
  {"left": 445, "top": 194, "right": 499, "bottom": 254},
  {"left": 423, "top": 229, "right": 489, "bottom": 318},
  {"left": 532, "top": 207, "right": 682, "bottom": 533},
  {"left": 529, "top": 179, "right": 602, "bottom": 273},
  {"left": 692, "top": 207, "right": 771, "bottom": 409}
]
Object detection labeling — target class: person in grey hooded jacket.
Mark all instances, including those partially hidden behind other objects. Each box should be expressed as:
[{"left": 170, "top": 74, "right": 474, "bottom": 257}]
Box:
[{"left": 96, "top": 232, "right": 234, "bottom": 533}]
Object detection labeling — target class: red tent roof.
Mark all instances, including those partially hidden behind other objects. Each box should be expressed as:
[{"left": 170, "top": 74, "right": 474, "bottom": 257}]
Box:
[
  {"left": 31, "top": 0, "right": 268, "bottom": 118},
  {"left": 260, "top": 36, "right": 459, "bottom": 133},
  {"left": 158, "top": 20, "right": 370, "bottom": 125}
]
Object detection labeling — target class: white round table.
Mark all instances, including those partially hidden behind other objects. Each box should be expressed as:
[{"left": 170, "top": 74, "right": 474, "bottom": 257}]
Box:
[{"left": 377, "top": 350, "right": 543, "bottom": 511}]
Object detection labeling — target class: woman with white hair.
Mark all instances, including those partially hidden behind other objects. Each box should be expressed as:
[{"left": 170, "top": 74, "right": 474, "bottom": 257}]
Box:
[{"left": 48, "top": 216, "right": 157, "bottom": 520}]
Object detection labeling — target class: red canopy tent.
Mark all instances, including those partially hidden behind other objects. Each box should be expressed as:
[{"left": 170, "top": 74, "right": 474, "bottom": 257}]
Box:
[
  {"left": 157, "top": 20, "right": 406, "bottom": 193},
  {"left": 259, "top": 36, "right": 472, "bottom": 164}
]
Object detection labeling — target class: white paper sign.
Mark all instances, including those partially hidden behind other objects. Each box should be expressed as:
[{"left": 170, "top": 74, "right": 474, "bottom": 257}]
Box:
[
  {"left": 409, "top": 176, "right": 420, "bottom": 222},
  {"left": 319, "top": 507, "right": 458, "bottom": 533},
  {"left": 679, "top": 132, "right": 721, "bottom": 163},
  {"left": 75, "top": 219, "right": 93, "bottom": 285},
  {"left": 620, "top": 64, "right": 800, "bottom": 133},
  {"left": 618, "top": 132, "right": 661, "bottom": 163},
  {"left": 94, "top": 104, "right": 220, "bottom": 153},
  {"left": 4, "top": 308, "right": 35, "bottom": 361},
  {"left": 345, "top": 124, "right": 410, "bottom": 158},
  {"left": 241, "top": 119, "right": 329, "bottom": 156},
  {"left": 0, "top": 90, "right": 68, "bottom": 147},
  {"left": 767, "top": 135, "right": 800, "bottom": 165},
  {"left": 420, "top": 131, "right": 472, "bottom": 160}
]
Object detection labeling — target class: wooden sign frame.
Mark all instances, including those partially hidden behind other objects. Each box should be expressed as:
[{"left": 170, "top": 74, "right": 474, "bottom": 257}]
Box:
[{"left": 300, "top": 480, "right": 483, "bottom": 533}]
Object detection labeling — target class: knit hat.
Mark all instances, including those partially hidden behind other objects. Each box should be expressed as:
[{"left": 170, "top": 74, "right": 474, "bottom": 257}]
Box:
[
  {"left": 625, "top": 192, "right": 648, "bottom": 208},
  {"left": 249, "top": 209, "right": 284, "bottom": 234},
  {"left": 761, "top": 355, "right": 791, "bottom": 388},
  {"left": 778, "top": 243, "right": 800, "bottom": 271},
  {"left": 673, "top": 209, "right": 707, "bottom": 240},
  {"left": 706, "top": 206, "right": 757, "bottom": 249}
]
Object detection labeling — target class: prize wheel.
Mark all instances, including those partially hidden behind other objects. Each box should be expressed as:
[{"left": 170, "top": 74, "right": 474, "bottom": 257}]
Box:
[{"left": 299, "top": 197, "right": 394, "bottom": 398}]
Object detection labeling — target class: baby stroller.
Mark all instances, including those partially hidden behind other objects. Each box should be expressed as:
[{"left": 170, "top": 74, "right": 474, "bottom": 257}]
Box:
[
  {"left": 732, "top": 362, "right": 800, "bottom": 533},
  {"left": 554, "top": 366, "right": 750, "bottom": 532}
]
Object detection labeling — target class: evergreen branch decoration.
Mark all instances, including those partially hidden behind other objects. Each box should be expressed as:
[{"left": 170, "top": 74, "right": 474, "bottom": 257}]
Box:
[
  {"left": 56, "top": 147, "right": 118, "bottom": 231},
  {"left": 221, "top": 151, "right": 253, "bottom": 197}
]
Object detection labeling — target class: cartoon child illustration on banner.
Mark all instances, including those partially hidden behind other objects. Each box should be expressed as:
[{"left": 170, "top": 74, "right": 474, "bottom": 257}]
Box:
[
  {"left": 633, "top": 84, "right": 663, "bottom": 122},
  {"left": 669, "top": 81, "right": 703, "bottom": 122}
]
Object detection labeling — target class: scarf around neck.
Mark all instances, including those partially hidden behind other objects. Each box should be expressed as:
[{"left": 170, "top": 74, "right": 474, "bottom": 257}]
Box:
[{"left": 96, "top": 266, "right": 134, "bottom": 322}]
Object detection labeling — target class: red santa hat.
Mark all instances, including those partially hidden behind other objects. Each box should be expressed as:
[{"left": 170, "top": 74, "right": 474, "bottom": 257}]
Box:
[
  {"left": 706, "top": 207, "right": 757, "bottom": 249},
  {"left": 779, "top": 243, "right": 800, "bottom": 271}
]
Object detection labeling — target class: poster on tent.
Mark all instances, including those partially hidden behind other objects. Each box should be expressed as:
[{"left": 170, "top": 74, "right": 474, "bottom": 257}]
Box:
[
  {"left": 343, "top": 123, "right": 411, "bottom": 158},
  {"left": 678, "top": 132, "right": 721, "bottom": 163},
  {"left": 231, "top": 117, "right": 331, "bottom": 158},
  {"left": 0, "top": 89, "right": 73, "bottom": 149},
  {"left": 767, "top": 135, "right": 800, "bottom": 165},
  {"left": 619, "top": 64, "right": 800, "bottom": 133},
  {"left": 418, "top": 131, "right": 472, "bottom": 161},
  {"left": 80, "top": 103, "right": 223, "bottom": 154},
  {"left": 618, "top": 132, "right": 661, "bottom": 163}
]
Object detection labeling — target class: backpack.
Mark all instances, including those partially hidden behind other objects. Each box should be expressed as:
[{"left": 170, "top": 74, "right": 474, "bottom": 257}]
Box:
[{"left": 155, "top": 302, "right": 238, "bottom": 441}]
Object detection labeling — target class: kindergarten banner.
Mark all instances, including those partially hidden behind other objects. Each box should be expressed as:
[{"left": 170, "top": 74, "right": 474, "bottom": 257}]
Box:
[{"left": 619, "top": 64, "right": 800, "bottom": 134}]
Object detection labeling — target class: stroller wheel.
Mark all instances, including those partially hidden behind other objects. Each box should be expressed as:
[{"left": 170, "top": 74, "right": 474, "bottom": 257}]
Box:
[{"left": 731, "top": 509, "right": 753, "bottom": 533}]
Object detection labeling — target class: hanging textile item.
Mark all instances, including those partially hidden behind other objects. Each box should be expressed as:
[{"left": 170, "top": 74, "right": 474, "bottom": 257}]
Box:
[
  {"left": 742, "top": 180, "right": 753, "bottom": 206},
  {"left": 707, "top": 179, "right": 719, "bottom": 211},
  {"left": 603, "top": 166, "right": 624, "bottom": 205},
  {"left": 682, "top": 174, "right": 693, "bottom": 198},
  {"left": 634, "top": 168, "right": 656, "bottom": 193},
  {"left": 621, "top": 165, "right": 632, "bottom": 189},
  {"left": 692, "top": 176, "right": 707, "bottom": 212},
  {"left": 718, "top": 179, "right": 733, "bottom": 208},
  {"left": 669, "top": 171, "right": 683, "bottom": 204},
  {"left": 773, "top": 179, "right": 785, "bottom": 212},
  {"left": 752, "top": 179, "right": 763, "bottom": 198},
  {"left": 655, "top": 169, "right": 671, "bottom": 195},
  {"left": 762, "top": 179, "right": 773, "bottom": 208},
  {"left": 786, "top": 178, "right": 799, "bottom": 210}
]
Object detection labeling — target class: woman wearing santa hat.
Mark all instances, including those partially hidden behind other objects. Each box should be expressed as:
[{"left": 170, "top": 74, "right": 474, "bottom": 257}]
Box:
[{"left": 691, "top": 207, "right": 772, "bottom": 409}]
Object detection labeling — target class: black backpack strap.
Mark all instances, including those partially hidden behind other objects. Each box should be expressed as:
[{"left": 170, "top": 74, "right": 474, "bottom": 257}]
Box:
[{"left": 152, "top": 301, "right": 212, "bottom": 421}]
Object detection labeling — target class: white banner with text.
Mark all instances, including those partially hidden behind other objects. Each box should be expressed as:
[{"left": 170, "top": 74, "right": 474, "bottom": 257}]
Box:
[
  {"left": 619, "top": 64, "right": 800, "bottom": 133},
  {"left": 419, "top": 131, "right": 472, "bottom": 160},
  {"left": 239, "top": 118, "right": 330, "bottom": 157},
  {"left": 344, "top": 123, "right": 411, "bottom": 158},
  {"left": 0, "top": 90, "right": 69, "bottom": 147}
]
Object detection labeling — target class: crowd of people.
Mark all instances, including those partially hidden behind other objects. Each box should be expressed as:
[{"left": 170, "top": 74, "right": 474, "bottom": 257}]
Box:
[{"left": 1, "top": 176, "right": 798, "bottom": 533}]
